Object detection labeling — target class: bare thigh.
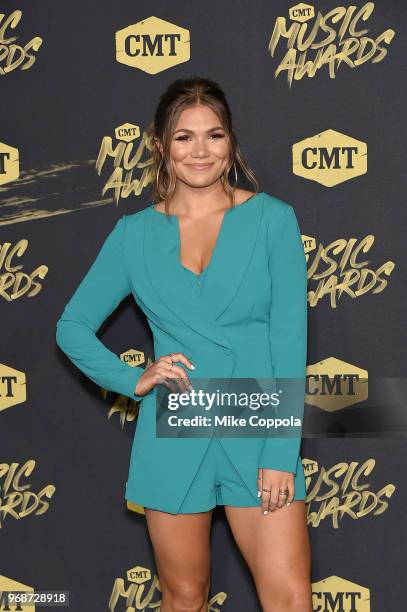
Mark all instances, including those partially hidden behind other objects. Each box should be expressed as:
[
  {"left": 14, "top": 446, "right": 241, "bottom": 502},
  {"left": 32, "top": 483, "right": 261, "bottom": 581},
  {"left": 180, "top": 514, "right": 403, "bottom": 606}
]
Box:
[
  {"left": 224, "top": 501, "right": 312, "bottom": 609},
  {"left": 144, "top": 508, "right": 213, "bottom": 595}
]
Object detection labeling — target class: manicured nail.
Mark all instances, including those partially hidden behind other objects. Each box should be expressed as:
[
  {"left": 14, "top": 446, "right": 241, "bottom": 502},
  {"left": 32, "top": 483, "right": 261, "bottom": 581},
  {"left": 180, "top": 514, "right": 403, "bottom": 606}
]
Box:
[
  {"left": 190, "top": 363, "right": 195, "bottom": 370},
  {"left": 257, "top": 490, "right": 261, "bottom": 497},
  {"left": 263, "top": 510, "right": 268, "bottom": 515}
]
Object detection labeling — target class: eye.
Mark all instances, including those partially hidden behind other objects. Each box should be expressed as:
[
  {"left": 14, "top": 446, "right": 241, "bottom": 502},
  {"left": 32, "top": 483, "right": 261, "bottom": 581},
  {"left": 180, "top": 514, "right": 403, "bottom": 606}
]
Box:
[{"left": 174, "top": 133, "right": 225, "bottom": 141}]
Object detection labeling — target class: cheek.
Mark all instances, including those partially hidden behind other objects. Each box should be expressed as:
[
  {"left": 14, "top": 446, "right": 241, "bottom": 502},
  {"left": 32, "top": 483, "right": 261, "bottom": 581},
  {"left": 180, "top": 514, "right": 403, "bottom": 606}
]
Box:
[
  {"left": 211, "top": 140, "right": 229, "bottom": 158},
  {"left": 170, "top": 143, "right": 189, "bottom": 162}
]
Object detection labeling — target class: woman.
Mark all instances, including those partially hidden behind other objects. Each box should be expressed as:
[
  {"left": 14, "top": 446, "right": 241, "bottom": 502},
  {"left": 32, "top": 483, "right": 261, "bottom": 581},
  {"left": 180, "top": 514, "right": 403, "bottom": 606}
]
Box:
[{"left": 56, "top": 76, "right": 312, "bottom": 611}]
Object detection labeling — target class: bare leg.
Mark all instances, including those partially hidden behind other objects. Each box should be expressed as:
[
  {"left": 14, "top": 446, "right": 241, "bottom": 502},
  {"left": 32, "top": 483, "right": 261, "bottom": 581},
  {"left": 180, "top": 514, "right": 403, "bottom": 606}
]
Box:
[
  {"left": 224, "top": 501, "right": 312, "bottom": 612},
  {"left": 144, "top": 507, "right": 213, "bottom": 612}
]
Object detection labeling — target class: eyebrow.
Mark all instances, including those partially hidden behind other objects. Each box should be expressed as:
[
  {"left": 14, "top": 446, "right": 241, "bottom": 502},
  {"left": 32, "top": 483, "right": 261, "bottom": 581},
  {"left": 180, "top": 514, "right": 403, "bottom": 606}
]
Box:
[{"left": 173, "top": 126, "right": 225, "bottom": 134}]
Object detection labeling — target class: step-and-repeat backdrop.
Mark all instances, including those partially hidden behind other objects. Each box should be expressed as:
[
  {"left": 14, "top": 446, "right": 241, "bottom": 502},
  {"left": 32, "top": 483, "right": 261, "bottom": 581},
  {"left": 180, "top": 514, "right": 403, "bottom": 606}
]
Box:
[{"left": 1, "top": 2, "right": 406, "bottom": 610}]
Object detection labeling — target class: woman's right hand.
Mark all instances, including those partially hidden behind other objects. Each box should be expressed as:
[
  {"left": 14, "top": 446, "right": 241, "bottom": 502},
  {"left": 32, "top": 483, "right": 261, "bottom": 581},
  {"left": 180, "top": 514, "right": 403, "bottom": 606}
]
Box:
[{"left": 134, "top": 352, "right": 195, "bottom": 397}]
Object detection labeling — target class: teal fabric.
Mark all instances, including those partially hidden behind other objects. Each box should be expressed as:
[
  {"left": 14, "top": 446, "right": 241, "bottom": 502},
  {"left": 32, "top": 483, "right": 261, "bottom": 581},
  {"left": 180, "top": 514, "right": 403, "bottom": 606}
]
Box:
[
  {"left": 56, "top": 192, "right": 308, "bottom": 513},
  {"left": 178, "top": 435, "right": 265, "bottom": 513}
]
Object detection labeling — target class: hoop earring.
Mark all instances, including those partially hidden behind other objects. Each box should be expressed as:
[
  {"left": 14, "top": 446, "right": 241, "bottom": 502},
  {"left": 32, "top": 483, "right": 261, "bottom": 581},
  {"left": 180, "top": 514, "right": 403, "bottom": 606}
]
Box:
[
  {"left": 156, "top": 158, "right": 163, "bottom": 193},
  {"left": 221, "top": 161, "right": 238, "bottom": 188},
  {"left": 232, "top": 161, "right": 238, "bottom": 188}
]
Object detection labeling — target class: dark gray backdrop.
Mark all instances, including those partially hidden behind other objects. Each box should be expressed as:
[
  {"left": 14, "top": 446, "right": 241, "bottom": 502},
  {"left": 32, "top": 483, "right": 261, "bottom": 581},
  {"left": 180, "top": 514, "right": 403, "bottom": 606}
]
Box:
[{"left": 1, "top": 1, "right": 406, "bottom": 610}]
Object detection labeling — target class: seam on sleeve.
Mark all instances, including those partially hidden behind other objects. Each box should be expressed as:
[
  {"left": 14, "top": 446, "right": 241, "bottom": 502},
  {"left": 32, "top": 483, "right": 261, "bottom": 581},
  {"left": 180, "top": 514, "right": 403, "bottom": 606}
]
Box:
[
  {"left": 120, "top": 214, "right": 132, "bottom": 291},
  {"left": 267, "top": 204, "right": 292, "bottom": 266}
]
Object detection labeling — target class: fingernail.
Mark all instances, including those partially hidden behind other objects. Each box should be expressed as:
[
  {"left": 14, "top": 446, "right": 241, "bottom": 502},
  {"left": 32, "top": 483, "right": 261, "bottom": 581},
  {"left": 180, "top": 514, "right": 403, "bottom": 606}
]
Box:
[
  {"left": 263, "top": 510, "right": 268, "bottom": 515},
  {"left": 257, "top": 490, "right": 261, "bottom": 497},
  {"left": 190, "top": 364, "right": 195, "bottom": 370}
]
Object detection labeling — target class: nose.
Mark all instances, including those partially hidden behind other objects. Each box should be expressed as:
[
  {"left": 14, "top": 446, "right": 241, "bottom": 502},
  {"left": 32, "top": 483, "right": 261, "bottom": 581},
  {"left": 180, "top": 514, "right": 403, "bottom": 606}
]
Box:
[{"left": 190, "top": 137, "right": 210, "bottom": 158}]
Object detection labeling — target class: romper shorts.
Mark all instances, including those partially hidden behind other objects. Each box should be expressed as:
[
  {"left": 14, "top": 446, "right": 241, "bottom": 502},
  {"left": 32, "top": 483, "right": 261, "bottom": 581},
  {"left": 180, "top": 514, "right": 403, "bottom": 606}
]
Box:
[
  {"left": 139, "top": 434, "right": 306, "bottom": 514},
  {"left": 177, "top": 435, "right": 262, "bottom": 513}
]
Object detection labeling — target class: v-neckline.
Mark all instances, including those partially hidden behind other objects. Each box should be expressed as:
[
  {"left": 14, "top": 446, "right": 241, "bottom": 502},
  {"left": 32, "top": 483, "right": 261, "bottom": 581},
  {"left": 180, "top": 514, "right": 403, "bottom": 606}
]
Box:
[
  {"left": 177, "top": 210, "right": 228, "bottom": 277},
  {"left": 150, "top": 192, "right": 263, "bottom": 277}
]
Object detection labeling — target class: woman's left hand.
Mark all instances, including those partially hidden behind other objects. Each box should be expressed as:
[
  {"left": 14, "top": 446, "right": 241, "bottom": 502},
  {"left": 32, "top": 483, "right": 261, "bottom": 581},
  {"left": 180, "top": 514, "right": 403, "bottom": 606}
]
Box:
[{"left": 257, "top": 467, "right": 295, "bottom": 514}]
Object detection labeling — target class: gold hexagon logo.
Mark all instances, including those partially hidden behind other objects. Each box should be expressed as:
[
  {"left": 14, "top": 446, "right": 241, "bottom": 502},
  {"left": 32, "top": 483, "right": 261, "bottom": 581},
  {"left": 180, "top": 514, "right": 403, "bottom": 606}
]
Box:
[
  {"left": 127, "top": 565, "right": 151, "bottom": 584},
  {"left": 302, "top": 458, "right": 318, "bottom": 477},
  {"left": 0, "top": 575, "right": 34, "bottom": 611},
  {"left": 292, "top": 129, "right": 367, "bottom": 186},
  {"left": 302, "top": 234, "right": 316, "bottom": 255},
  {"left": 306, "top": 357, "right": 368, "bottom": 412},
  {"left": 312, "top": 575, "right": 370, "bottom": 611},
  {"left": 0, "top": 141, "right": 19, "bottom": 186},
  {"left": 115, "top": 16, "right": 190, "bottom": 74},
  {"left": 115, "top": 123, "right": 140, "bottom": 143},
  {"left": 289, "top": 3, "right": 315, "bottom": 22},
  {"left": 120, "top": 349, "right": 145, "bottom": 368},
  {"left": 0, "top": 363, "right": 27, "bottom": 412}
]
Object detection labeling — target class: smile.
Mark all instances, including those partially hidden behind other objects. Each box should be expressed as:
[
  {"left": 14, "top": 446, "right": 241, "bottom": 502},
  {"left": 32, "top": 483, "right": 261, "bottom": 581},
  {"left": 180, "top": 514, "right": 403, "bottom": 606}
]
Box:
[{"left": 187, "top": 163, "right": 214, "bottom": 170}]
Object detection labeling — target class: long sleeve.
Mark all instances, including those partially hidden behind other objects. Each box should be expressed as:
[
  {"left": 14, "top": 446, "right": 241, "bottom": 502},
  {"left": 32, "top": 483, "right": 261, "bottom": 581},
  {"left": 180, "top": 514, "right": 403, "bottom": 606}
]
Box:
[
  {"left": 55, "top": 215, "right": 144, "bottom": 402},
  {"left": 258, "top": 205, "right": 308, "bottom": 472}
]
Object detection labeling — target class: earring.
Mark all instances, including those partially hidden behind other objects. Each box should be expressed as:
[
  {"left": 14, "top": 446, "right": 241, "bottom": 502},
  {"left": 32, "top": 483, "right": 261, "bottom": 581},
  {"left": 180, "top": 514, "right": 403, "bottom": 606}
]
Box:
[
  {"left": 232, "top": 161, "right": 238, "bottom": 187},
  {"left": 222, "top": 161, "right": 237, "bottom": 187},
  {"left": 156, "top": 158, "right": 163, "bottom": 193}
]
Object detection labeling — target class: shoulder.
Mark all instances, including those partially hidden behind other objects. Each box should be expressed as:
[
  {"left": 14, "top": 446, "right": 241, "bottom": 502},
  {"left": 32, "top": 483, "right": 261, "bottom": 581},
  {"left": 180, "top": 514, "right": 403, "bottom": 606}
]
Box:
[
  {"left": 262, "top": 192, "right": 294, "bottom": 220},
  {"left": 261, "top": 193, "right": 301, "bottom": 244},
  {"left": 229, "top": 189, "right": 296, "bottom": 226},
  {"left": 124, "top": 204, "right": 151, "bottom": 224},
  {"left": 233, "top": 188, "right": 257, "bottom": 205},
  {"left": 118, "top": 204, "right": 152, "bottom": 237}
]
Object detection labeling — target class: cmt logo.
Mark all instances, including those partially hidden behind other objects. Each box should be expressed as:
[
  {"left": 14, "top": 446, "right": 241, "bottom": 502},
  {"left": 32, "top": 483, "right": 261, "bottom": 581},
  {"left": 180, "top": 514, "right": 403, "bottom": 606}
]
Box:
[
  {"left": 303, "top": 458, "right": 318, "bottom": 477},
  {"left": 0, "top": 141, "right": 19, "bottom": 186},
  {"left": 312, "top": 575, "right": 370, "bottom": 611},
  {"left": 306, "top": 357, "right": 368, "bottom": 412},
  {"left": 115, "top": 16, "right": 190, "bottom": 74},
  {"left": 292, "top": 129, "right": 367, "bottom": 186},
  {"left": 127, "top": 565, "right": 151, "bottom": 584},
  {"left": 289, "top": 3, "right": 314, "bottom": 22},
  {"left": 115, "top": 123, "right": 140, "bottom": 143},
  {"left": 110, "top": 564, "right": 228, "bottom": 610},
  {"left": 0, "top": 363, "right": 27, "bottom": 411},
  {"left": 120, "top": 349, "right": 145, "bottom": 368}
]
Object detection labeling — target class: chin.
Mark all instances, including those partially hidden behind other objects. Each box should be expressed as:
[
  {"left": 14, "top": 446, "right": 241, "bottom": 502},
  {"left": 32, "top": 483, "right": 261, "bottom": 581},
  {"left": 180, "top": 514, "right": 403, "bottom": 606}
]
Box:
[{"left": 186, "top": 172, "right": 220, "bottom": 185}]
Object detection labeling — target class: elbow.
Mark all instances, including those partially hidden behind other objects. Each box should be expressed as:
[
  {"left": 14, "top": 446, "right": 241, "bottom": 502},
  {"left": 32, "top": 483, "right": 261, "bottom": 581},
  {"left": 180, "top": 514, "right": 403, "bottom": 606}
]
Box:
[
  {"left": 55, "top": 318, "right": 64, "bottom": 350},
  {"left": 55, "top": 317, "right": 70, "bottom": 353}
]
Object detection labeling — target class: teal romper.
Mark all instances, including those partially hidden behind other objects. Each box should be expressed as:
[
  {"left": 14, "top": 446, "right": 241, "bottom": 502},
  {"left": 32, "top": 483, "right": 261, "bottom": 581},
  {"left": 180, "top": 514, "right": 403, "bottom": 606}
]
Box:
[
  {"left": 56, "top": 193, "right": 308, "bottom": 515},
  {"left": 177, "top": 265, "right": 263, "bottom": 512}
]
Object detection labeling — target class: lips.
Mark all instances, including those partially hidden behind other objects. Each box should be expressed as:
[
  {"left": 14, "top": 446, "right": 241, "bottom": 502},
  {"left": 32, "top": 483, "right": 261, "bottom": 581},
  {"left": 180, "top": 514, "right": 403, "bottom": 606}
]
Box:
[{"left": 188, "top": 163, "right": 214, "bottom": 169}]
